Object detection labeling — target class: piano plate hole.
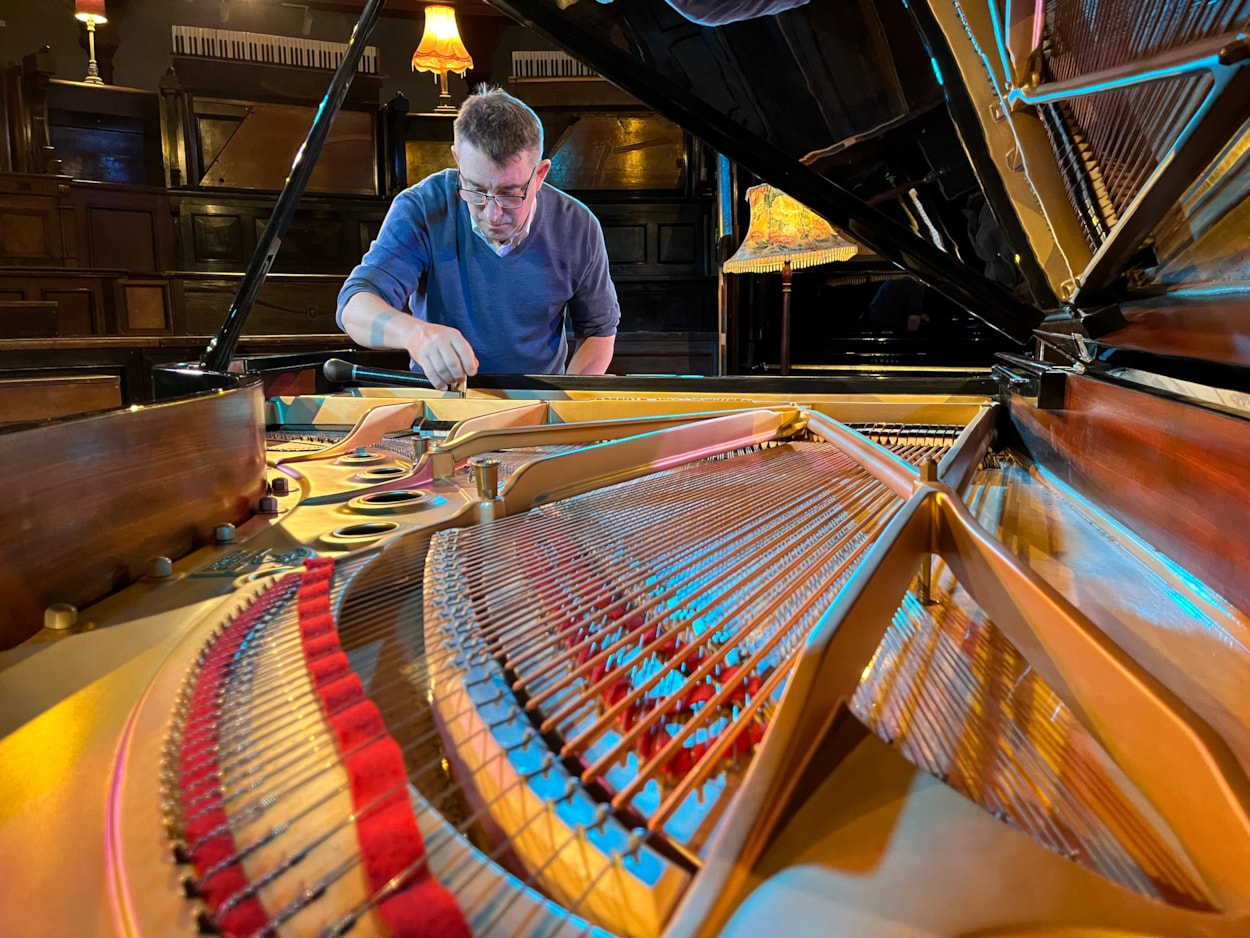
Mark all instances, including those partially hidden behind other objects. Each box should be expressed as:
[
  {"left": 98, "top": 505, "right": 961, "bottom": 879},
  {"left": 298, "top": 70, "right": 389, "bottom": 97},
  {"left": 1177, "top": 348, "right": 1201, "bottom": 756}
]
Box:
[
  {"left": 357, "top": 466, "right": 409, "bottom": 481},
  {"left": 334, "top": 522, "right": 398, "bottom": 537},
  {"left": 347, "top": 489, "right": 432, "bottom": 514},
  {"left": 336, "top": 452, "right": 386, "bottom": 466},
  {"left": 320, "top": 521, "right": 404, "bottom": 547}
]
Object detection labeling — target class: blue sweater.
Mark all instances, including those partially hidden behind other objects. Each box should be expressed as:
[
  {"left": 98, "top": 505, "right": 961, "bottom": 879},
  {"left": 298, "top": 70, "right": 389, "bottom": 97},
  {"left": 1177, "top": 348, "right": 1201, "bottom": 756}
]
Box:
[{"left": 337, "top": 170, "right": 620, "bottom": 376}]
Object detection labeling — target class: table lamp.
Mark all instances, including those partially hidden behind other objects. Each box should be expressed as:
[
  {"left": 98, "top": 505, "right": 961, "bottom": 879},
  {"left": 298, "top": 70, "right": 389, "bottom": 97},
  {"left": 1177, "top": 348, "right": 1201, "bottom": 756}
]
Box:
[
  {"left": 74, "top": 0, "right": 108, "bottom": 85},
  {"left": 412, "top": 5, "right": 474, "bottom": 112}
]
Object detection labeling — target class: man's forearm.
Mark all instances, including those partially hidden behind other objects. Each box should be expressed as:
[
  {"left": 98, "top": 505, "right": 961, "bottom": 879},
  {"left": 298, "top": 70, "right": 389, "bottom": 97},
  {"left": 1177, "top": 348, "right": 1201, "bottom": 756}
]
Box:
[
  {"left": 567, "top": 335, "right": 616, "bottom": 375},
  {"left": 339, "top": 292, "right": 418, "bottom": 350}
]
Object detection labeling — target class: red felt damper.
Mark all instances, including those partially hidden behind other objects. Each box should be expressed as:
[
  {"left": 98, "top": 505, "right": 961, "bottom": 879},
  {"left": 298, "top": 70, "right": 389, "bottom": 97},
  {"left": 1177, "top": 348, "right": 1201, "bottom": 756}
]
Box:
[
  {"left": 296, "top": 557, "right": 471, "bottom": 938},
  {"left": 178, "top": 576, "right": 300, "bottom": 937}
]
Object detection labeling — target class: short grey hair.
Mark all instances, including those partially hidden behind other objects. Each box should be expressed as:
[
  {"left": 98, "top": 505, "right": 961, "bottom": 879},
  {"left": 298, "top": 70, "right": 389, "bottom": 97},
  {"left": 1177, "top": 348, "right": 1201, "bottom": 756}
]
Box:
[{"left": 454, "top": 85, "right": 544, "bottom": 165}]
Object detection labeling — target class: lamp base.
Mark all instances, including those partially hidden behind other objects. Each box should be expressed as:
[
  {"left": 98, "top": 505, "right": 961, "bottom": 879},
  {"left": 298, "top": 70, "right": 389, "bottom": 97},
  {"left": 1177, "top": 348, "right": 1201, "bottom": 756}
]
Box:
[
  {"left": 780, "top": 260, "right": 792, "bottom": 377},
  {"left": 83, "top": 18, "right": 104, "bottom": 85},
  {"left": 433, "top": 70, "right": 456, "bottom": 112}
]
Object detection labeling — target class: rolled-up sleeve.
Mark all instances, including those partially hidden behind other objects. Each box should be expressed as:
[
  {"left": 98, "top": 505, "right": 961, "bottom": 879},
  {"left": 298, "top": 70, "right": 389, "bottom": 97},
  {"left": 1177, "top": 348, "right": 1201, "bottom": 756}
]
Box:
[
  {"left": 336, "top": 189, "right": 432, "bottom": 328},
  {"left": 567, "top": 215, "right": 621, "bottom": 339}
]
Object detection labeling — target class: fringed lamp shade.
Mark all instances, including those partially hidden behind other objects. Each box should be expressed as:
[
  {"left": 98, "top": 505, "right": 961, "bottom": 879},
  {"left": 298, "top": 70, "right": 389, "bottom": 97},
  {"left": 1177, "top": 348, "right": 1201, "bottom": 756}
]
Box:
[
  {"left": 412, "top": 5, "right": 473, "bottom": 109},
  {"left": 723, "top": 184, "right": 859, "bottom": 274},
  {"left": 724, "top": 184, "right": 862, "bottom": 374}
]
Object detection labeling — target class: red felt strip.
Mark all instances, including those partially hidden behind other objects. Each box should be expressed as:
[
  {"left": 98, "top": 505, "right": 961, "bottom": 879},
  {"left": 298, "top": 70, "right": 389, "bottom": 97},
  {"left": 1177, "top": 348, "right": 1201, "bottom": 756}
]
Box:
[
  {"left": 177, "top": 576, "right": 300, "bottom": 937},
  {"left": 296, "top": 559, "right": 472, "bottom": 938}
]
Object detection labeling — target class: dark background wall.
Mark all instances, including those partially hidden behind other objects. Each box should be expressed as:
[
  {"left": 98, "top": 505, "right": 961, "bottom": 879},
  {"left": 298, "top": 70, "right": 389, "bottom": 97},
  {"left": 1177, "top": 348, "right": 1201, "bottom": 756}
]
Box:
[
  {"left": 0, "top": 0, "right": 722, "bottom": 394},
  {"left": 0, "top": 0, "right": 553, "bottom": 112}
]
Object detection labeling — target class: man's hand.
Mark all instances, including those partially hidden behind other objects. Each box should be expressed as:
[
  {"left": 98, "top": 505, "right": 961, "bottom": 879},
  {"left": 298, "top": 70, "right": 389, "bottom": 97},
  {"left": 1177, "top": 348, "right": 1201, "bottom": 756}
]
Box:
[
  {"left": 407, "top": 319, "right": 479, "bottom": 391},
  {"left": 340, "top": 292, "right": 478, "bottom": 391}
]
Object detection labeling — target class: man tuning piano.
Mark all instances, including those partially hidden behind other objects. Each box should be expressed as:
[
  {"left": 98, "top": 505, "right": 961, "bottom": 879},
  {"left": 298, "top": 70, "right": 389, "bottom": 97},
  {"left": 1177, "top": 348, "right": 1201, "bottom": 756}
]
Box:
[{"left": 336, "top": 87, "right": 620, "bottom": 390}]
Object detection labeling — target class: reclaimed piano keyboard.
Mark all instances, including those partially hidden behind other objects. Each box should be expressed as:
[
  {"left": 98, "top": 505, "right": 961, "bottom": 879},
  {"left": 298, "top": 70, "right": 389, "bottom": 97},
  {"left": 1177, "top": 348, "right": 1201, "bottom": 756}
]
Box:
[{"left": 171, "top": 25, "right": 380, "bottom": 73}]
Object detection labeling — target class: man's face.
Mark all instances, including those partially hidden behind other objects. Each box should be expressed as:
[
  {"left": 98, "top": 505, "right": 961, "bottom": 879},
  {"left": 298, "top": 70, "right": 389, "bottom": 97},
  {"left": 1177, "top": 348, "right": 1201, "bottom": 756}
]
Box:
[{"left": 452, "top": 141, "right": 550, "bottom": 241}]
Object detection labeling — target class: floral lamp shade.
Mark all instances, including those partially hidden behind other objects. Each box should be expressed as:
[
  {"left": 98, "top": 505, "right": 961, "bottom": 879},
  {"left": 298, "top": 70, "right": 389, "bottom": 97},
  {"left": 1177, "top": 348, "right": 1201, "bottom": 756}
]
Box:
[
  {"left": 723, "top": 184, "right": 863, "bottom": 374},
  {"left": 723, "top": 184, "right": 860, "bottom": 274}
]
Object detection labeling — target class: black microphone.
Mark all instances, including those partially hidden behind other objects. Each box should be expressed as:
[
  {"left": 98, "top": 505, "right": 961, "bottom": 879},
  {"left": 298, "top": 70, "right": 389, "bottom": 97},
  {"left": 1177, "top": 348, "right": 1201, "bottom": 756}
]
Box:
[{"left": 322, "top": 358, "right": 436, "bottom": 389}]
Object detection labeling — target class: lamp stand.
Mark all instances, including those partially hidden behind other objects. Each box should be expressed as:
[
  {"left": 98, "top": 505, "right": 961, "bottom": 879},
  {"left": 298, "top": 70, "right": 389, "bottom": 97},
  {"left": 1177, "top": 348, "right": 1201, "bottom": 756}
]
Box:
[
  {"left": 780, "top": 259, "right": 792, "bottom": 376},
  {"left": 435, "top": 70, "right": 455, "bottom": 111},
  {"left": 83, "top": 16, "right": 104, "bottom": 85}
]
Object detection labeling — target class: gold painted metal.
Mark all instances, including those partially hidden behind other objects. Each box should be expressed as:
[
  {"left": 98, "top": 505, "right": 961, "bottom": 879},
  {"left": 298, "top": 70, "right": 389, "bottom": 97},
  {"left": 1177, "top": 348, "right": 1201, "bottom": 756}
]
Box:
[
  {"left": 7, "top": 381, "right": 1250, "bottom": 936},
  {"left": 665, "top": 490, "right": 933, "bottom": 937},
  {"left": 1004, "top": 0, "right": 1044, "bottom": 89},
  {"left": 935, "top": 402, "right": 997, "bottom": 494},
  {"left": 274, "top": 400, "right": 422, "bottom": 464},
  {"left": 429, "top": 407, "right": 797, "bottom": 480},
  {"left": 500, "top": 409, "right": 797, "bottom": 512},
  {"left": 937, "top": 487, "right": 1250, "bottom": 913},
  {"left": 671, "top": 476, "right": 1250, "bottom": 934},
  {"left": 803, "top": 411, "right": 918, "bottom": 498},
  {"left": 925, "top": 0, "right": 1092, "bottom": 299}
]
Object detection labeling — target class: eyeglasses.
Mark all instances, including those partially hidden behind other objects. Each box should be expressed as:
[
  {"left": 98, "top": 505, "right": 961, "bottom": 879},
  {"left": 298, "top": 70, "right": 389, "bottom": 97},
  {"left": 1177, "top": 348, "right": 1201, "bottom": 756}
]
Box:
[{"left": 457, "top": 163, "right": 538, "bottom": 210}]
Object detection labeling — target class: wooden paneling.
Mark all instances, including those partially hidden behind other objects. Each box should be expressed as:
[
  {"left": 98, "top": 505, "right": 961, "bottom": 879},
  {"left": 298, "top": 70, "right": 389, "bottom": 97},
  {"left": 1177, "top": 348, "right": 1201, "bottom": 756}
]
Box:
[
  {"left": 175, "top": 274, "right": 346, "bottom": 336},
  {"left": 0, "top": 374, "right": 121, "bottom": 426},
  {"left": 3, "top": 178, "right": 175, "bottom": 277},
  {"left": 658, "top": 223, "right": 696, "bottom": 264},
  {"left": 616, "top": 280, "right": 718, "bottom": 333},
  {"left": 191, "top": 212, "right": 246, "bottom": 262},
  {"left": 592, "top": 200, "right": 711, "bottom": 279},
  {"left": 0, "top": 301, "right": 58, "bottom": 338},
  {"left": 74, "top": 183, "right": 174, "bottom": 273},
  {"left": 254, "top": 215, "right": 350, "bottom": 268},
  {"left": 0, "top": 174, "right": 75, "bottom": 267},
  {"left": 0, "top": 205, "right": 54, "bottom": 260},
  {"left": 90, "top": 208, "right": 155, "bottom": 271},
  {"left": 609, "top": 331, "right": 718, "bottom": 376},
  {"left": 173, "top": 193, "right": 387, "bottom": 274},
  {"left": 0, "top": 272, "right": 113, "bottom": 336},
  {"left": 40, "top": 287, "right": 100, "bottom": 335},
  {"left": 87, "top": 208, "right": 157, "bottom": 271},
  {"left": 604, "top": 224, "right": 647, "bottom": 264},
  {"left": 588, "top": 198, "right": 718, "bottom": 369},
  {"left": 121, "top": 281, "right": 171, "bottom": 334},
  {"left": 0, "top": 335, "right": 379, "bottom": 406},
  {"left": 1011, "top": 372, "right": 1250, "bottom": 617}
]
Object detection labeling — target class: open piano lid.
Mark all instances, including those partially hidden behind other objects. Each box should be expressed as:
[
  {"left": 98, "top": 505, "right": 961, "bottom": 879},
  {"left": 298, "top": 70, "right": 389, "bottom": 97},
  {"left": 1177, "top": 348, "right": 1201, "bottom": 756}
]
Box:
[{"left": 488, "top": 0, "right": 1250, "bottom": 366}]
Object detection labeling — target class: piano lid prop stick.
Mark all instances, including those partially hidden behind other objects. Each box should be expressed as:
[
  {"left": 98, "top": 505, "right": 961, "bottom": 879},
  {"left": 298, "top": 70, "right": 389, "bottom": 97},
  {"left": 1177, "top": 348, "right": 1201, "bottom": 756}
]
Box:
[{"left": 200, "top": 0, "right": 387, "bottom": 374}]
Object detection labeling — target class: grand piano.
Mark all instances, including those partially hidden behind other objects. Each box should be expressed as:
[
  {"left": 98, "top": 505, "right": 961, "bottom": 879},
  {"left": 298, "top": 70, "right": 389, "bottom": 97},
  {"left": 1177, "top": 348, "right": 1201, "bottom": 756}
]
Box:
[{"left": 2, "top": 1, "right": 1249, "bottom": 936}]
